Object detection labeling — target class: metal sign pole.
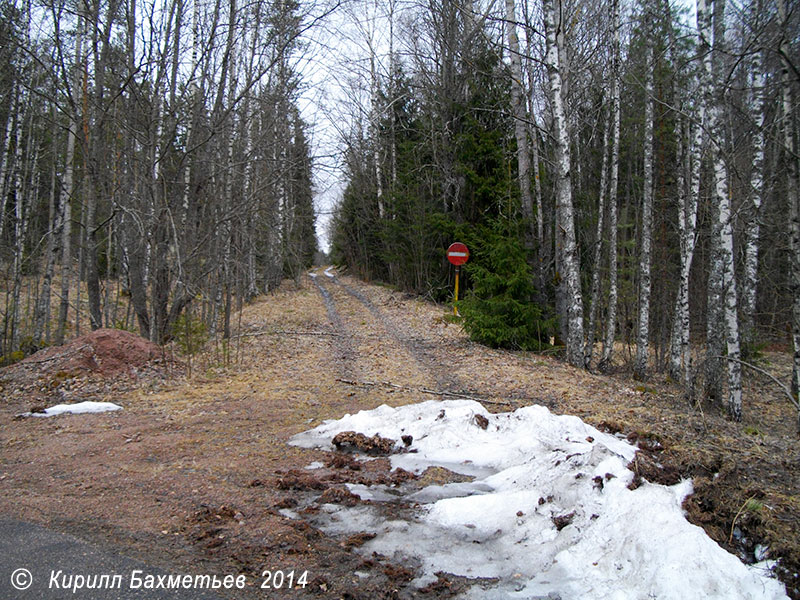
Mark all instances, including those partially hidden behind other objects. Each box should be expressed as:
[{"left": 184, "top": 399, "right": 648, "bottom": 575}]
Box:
[
  {"left": 454, "top": 265, "right": 460, "bottom": 317},
  {"left": 446, "top": 242, "right": 469, "bottom": 318}
]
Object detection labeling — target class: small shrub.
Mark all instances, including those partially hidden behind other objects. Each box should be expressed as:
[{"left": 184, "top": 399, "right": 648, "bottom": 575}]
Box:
[
  {"left": 0, "top": 350, "right": 25, "bottom": 367},
  {"left": 172, "top": 313, "right": 208, "bottom": 356}
]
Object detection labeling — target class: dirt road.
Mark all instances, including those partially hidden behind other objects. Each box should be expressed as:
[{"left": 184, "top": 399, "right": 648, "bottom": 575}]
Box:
[{"left": 1, "top": 270, "right": 798, "bottom": 599}]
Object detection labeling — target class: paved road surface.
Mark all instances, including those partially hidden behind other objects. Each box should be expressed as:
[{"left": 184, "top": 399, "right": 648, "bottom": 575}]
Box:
[{"left": 0, "top": 517, "right": 225, "bottom": 600}]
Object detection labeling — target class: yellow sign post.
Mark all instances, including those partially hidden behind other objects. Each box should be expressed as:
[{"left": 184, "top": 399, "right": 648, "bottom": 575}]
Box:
[
  {"left": 446, "top": 242, "right": 469, "bottom": 317},
  {"left": 453, "top": 266, "right": 461, "bottom": 316}
]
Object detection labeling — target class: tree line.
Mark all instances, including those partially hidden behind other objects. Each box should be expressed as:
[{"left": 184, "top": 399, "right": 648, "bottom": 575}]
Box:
[
  {"left": 328, "top": 0, "right": 799, "bottom": 423},
  {"left": 0, "top": 0, "right": 319, "bottom": 354}
]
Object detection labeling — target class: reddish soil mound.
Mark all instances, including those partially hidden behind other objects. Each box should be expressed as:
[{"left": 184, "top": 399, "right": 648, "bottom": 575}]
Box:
[
  {"left": 17, "top": 328, "right": 166, "bottom": 378},
  {"left": 1, "top": 329, "right": 178, "bottom": 410}
]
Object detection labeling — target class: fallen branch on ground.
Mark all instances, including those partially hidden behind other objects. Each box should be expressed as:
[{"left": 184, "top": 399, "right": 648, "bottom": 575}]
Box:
[
  {"left": 233, "top": 330, "right": 344, "bottom": 339},
  {"left": 714, "top": 356, "right": 799, "bottom": 411}
]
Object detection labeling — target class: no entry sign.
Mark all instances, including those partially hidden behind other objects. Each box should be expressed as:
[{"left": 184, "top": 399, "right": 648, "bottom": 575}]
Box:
[{"left": 447, "top": 242, "right": 469, "bottom": 266}]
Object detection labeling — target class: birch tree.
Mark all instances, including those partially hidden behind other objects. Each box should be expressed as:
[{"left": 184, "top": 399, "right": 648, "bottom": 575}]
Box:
[
  {"left": 741, "top": 2, "right": 767, "bottom": 356},
  {"left": 600, "top": 0, "right": 621, "bottom": 371},
  {"left": 635, "top": 41, "right": 656, "bottom": 380},
  {"left": 777, "top": 0, "right": 800, "bottom": 416},
  {"left": 505, "top": 0, "right": 535, "bottom": 253},
  {"left": 543, "top": 0, "right": 583, "bottom": 367},
  {"left": 699, "top": 0, "right": 742, "bottom": 419}
]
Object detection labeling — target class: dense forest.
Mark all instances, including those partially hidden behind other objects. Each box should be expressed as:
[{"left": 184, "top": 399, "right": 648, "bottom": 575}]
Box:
[
  {"left": 0, "top": 0, "right": 798, "bottom": 424},
  {"left": 0, "top": 0, "right": 319, "bottom": 352},
  {"left": 327, "top": 0, "right": 800, "bottom": 423}
]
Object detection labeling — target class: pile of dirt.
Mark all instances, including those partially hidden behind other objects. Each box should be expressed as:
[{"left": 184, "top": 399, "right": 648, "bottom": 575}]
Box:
[
  {"left": 0, "top": 328, "right": 179, "bottom": 409},
  {"left": 17, "top": 328, "right": 166, "bottom": 377}
]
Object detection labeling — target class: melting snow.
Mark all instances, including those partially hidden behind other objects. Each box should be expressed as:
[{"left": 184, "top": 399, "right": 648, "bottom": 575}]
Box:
[
  {"left": 27, "top": 401, "right": 123, "bottom": 417},
  {"left": 290, "top": 400, "right": 788, "bottom": 599}
]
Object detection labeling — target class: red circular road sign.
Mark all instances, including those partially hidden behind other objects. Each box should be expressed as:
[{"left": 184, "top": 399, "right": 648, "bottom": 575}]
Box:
[{"left": 447, "top": 242, "right": 470, "bottom": 266}]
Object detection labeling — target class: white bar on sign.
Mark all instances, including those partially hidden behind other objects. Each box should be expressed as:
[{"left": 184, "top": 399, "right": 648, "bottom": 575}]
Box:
[{"left": 448, "top": 252, "right": 467, "bottom": 257}]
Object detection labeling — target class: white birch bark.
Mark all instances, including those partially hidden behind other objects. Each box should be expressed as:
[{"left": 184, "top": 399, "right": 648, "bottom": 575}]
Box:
[
  {"left": 543, "top": 0, "right": 584, "bottom": 367},
  {"left": 600, "top": 0, "right": 621, "bottom": 370},
  {"left": 388, "top": 0, "right": 397, "bottom": 194},
  {"left": 11, "top": 92, "right": 28, "bottom": 350},
  {"left": 668, "top": 117, "right": 687, "bottom": 379},
  {"left": 669, "top": 109, "right": 701, "bottom": 391},
  {"left": 370, "top": 48, "right": 383, "bottom": 218},
  {"left": 8, "top": 0, "right": 32, "bottom": 350},
  {"left": 696, "top": 0, "right": 723, "bottom": 402},
  {"left": 778, "top": 0, "right": 800, "bottom": 423},
  {"left": 635, "top": 42, "right": 655, "bottom": 380},
  {"left": 741, "top": 46, "right": 766, "bottom": 355},
  {"left": 0, "top": 89, "right": 14, "bottom": 245},
  {"left": 505, "top": 0, "right": 535, "bottom": 252},
  {"left": 703, "top": 0, "right": 742, "bottom": 419}
]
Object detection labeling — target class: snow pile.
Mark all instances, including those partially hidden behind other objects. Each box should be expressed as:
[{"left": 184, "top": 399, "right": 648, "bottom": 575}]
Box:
[
  {"left": 291, "top": 400, "right": 788, "bottom": 600},
  {"left": 28, "top": 401, "right": 123, "bottom": 417}
]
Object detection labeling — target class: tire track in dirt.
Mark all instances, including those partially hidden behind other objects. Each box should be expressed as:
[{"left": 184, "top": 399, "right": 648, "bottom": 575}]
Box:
[
  {"left": 309, "top": 270, "right": 437, "bottom": 391},
  {"left": 308, "top": 273, "right": 358, "bottom": 380},
  {"left": 320, "top": 271, "right": 461, "bottom": 392}
]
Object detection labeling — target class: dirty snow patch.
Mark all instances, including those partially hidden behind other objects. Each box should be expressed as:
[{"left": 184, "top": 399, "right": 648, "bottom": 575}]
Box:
[
  {"left": 290, "top": 400, "right": 788, "bottom": 600},
  {"left": 27, "top": 401, "right": 123, "bottom": 417}
]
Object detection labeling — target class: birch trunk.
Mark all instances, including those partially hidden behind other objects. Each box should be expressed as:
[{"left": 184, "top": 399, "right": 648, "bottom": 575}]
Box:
[
  {"left": 696, "top": 0, "right": 723, "bottom": 402},
  {"left": 543, "top": 0, "right": 584, "bottom": 367},
  {"left": 505, "top": 0, "right": 535, "bottom": 252},
  {"left": 0, "top": 88, "right": 14, "bottom": 245},
  {"left": 669, "top": 110, "right": 700, "bottom": 392},
  {"left": 778, "top": 0, "right": 800, "bottom": 422},
  {"left": 370, "top": 49, "right": 383, "bottom": 218},
  {"left": 11, "top": 90, "right": 28, "bottom": 351},
  {"left": 635, "top": 43, "right": 655, "bottom": 380},
  {"left": 600, "top": 0, "right": 621, "bottom": 370},
  {"left": 705, "top": 0, "right": 742, "bottom": 419},
  {"left": 741, "top": 4, "right": 766, "bottom": 355}
]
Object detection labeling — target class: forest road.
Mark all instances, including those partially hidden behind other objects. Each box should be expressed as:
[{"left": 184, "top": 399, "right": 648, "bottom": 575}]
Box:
[{"left": 310, "top": 270, "right": 464, "bottom": 393}]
